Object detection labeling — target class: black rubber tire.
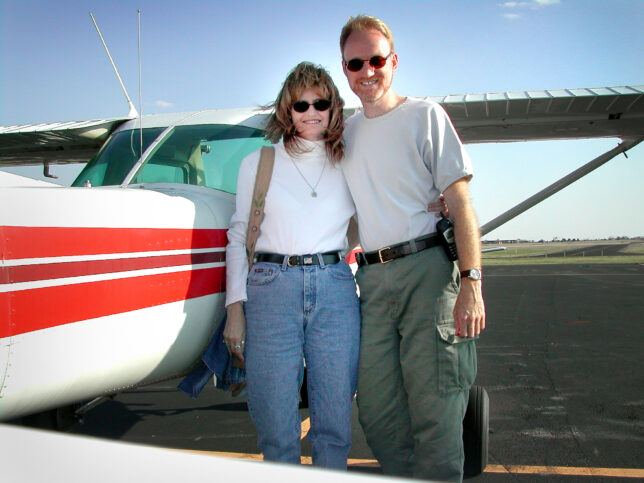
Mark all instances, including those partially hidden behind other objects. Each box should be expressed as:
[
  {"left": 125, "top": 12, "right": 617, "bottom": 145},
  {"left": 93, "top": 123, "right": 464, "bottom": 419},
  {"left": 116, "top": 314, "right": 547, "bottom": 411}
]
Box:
[
  {"left": 463, "top": 385, "right": 489, "bottom": 478},
  {"left": 20, "top": 404, "right": 79, "bottom": 430}
]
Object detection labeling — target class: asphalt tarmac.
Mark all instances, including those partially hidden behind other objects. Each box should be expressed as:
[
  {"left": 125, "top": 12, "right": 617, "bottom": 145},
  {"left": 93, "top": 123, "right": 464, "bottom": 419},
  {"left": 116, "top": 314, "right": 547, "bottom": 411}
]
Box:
[{"left": 67, "top": 263, "right": 644, "bottom": 481}]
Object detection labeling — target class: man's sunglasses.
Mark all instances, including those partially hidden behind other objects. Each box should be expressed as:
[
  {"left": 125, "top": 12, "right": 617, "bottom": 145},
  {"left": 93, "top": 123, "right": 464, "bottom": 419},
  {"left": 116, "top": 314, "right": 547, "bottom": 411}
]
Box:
[
  {"left": 344, "top": 52, "right": 392, "bottom": 72},
  {"left": 292, "top": 99, "right": 332, "bottom": 113}
]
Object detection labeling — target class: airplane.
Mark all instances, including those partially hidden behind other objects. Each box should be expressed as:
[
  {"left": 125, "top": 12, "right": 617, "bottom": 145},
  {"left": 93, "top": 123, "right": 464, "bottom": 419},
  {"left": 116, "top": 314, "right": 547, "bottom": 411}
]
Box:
[
  {"left": 1, "top": 16, "right": 643, "bottom": 479},
  {"left": 2, "top": 82, "right": 642, "bottom": 421}
]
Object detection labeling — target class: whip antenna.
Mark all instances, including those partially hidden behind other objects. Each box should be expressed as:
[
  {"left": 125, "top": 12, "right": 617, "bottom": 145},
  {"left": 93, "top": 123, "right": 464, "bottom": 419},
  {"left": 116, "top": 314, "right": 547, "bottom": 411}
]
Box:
[
  {"left": 137, "top": 9, "right": 143, "bottom": 157},
  {"left": 89, "top": 12, "right": 138, "bottom": 118}
]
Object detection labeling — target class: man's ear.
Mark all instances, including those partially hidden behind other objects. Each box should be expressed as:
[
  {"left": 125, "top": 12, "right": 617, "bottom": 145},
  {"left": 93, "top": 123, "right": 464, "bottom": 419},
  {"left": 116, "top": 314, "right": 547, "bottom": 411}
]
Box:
[
  {"left": 391, "top": 52, "right": 399, "bottom": 72},
  {"left": 341, "top": 59, "right": 349, "bottom": 76}
]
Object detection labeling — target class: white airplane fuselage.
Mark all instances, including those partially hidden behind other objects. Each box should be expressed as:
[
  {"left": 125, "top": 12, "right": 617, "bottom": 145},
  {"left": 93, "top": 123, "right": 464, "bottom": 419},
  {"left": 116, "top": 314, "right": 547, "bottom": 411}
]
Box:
[
  {"left": 0, "top": 184, "right": 232, "bottom": 420},
  {"left": 0, "top": 109, "right": 269, "bottom": 421}
]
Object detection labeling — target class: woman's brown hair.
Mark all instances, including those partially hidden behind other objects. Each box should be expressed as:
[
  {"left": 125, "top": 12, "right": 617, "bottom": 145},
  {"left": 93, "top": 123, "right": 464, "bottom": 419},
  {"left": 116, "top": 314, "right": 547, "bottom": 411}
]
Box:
[{"left": 264, "top": 62, "right": 344, "bottom": 163}]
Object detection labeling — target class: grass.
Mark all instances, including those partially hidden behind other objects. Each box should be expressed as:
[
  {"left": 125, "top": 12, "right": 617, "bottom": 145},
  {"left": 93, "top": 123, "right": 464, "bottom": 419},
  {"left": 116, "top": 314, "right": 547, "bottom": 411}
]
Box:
[{"left": 481, "top": 240, "right": 644, "bottom": 266}]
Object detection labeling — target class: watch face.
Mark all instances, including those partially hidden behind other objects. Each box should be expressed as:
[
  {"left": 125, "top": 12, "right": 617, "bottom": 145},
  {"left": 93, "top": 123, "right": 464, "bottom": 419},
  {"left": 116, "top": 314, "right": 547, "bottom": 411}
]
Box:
[{"left": 462, "top": 268, "right": 482, "bottom": 280}]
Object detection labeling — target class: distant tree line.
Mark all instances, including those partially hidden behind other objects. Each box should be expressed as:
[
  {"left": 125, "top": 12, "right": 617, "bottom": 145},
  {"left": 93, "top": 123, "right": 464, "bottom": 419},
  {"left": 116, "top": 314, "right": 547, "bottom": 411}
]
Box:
[{"left": 482, "top": 236, "right": 640, "bottom": 244}]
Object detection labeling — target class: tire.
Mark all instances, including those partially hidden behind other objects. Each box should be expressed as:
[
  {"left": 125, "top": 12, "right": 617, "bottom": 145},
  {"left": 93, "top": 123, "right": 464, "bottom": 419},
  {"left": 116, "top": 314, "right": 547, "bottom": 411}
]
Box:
[
  {"left": 20, "top": 404, "right": 80, "bottom": 430},
  {"left": 463, "top": 385, "right": 489, "bottom": 478}
]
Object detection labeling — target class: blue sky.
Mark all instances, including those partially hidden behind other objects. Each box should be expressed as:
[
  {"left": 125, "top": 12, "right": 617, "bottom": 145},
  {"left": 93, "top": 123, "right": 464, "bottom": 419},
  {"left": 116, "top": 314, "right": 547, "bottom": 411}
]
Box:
[{"left": 1, "top": 0, "right": 642, "bottom": 240}]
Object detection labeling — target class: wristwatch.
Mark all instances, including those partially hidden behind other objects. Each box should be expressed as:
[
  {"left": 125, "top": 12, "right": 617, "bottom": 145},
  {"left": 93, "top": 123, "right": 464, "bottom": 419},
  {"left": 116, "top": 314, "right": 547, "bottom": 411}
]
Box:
[{"left": 460, "top": 268, "right": 482, "bottom": 281}]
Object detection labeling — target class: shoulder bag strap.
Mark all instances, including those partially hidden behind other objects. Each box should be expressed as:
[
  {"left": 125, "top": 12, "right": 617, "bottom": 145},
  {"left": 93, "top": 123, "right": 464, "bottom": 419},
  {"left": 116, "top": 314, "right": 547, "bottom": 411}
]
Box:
[{"left": 245, "top": 145, "right": 275, "bottom": 270}]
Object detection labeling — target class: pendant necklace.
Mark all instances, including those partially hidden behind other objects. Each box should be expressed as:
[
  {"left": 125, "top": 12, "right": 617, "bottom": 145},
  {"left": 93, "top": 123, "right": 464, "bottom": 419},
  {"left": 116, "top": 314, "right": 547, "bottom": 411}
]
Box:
[{"left": 290, "top": 157, "right": 326, "bottom": 198}]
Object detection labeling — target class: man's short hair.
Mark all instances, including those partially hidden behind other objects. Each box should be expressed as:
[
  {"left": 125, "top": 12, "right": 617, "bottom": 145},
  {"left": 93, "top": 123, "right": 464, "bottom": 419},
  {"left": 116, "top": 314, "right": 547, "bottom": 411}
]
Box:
[{"left": 340, "top": 14, "right": 395, "bottom": 54}]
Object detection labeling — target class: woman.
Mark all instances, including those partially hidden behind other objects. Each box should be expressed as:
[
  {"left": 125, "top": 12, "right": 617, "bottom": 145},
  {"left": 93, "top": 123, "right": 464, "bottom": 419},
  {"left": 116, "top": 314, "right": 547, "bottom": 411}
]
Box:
[{"left": 223, "top": 62, "right": 360, "bottom": 469}]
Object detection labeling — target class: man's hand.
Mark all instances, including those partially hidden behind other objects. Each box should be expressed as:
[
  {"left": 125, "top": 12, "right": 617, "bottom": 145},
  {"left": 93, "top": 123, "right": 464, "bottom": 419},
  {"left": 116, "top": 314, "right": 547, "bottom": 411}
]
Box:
[
  {"left": 453, "top": 279, "right": 485, "bottom": 338},
  {"left": 224, "top": 302, "right": 246, "bottom": 362}
]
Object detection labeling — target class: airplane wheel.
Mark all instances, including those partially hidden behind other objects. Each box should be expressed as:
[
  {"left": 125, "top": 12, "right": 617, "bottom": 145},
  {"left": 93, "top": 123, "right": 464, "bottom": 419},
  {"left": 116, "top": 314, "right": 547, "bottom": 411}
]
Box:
[
  {"left": 463, "top": 385, "right": 489, "bottom": 478},
  {"left": 20, "top": 408, "right": 58, "bottom": 429},
  {"left": 20, "top": 404, "right": 80, "bottom": 431}
]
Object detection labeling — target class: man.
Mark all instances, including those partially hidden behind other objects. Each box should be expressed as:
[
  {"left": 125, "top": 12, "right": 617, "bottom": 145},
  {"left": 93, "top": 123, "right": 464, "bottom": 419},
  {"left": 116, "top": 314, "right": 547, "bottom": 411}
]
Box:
[{"left": 339, "top": 15, "right": 486, "bottom": 482}]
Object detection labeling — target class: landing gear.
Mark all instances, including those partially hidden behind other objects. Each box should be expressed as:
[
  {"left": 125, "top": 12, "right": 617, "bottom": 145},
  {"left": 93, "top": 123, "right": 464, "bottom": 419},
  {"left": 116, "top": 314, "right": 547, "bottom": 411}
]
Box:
[
  {"left": 13, "top": 397, "right": 111, "bottom": 431},
  {"left": 19, "top": 404, "right": 81, "bottom": 430},
  {"left": 463, "top": 385, "right": 489, "bottom": 478}
]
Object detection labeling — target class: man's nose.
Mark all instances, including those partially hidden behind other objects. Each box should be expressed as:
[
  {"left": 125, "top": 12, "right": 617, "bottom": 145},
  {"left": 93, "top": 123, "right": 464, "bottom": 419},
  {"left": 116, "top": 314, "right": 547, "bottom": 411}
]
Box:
[{"left": 361, "top": 62, "right": 376, "bottom": 75}]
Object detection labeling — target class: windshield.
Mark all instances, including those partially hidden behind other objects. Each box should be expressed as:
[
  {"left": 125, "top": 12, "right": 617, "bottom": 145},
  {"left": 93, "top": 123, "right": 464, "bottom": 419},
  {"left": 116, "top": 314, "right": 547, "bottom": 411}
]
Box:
[
  {"left": 73, "top": 124, "right": 268, "bottom": 194},
  {"left": 132, "top": 124, "right": 268, "bottom": 194},
  {"left": 72, "top": 128, "right": 163, "bottom": 187}
]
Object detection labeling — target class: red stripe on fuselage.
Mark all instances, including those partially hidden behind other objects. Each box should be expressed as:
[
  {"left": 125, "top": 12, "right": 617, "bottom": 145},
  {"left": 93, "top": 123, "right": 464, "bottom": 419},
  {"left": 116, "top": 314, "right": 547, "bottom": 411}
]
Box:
[
  {"left": 0, "top": 227, "right": 228, "bottom": 260},
  {"left": 0, "top": 267, "right": 225, "bottom": 337},
  {"left": 0, "top": 251, "right": 225, "bottom": 284}
]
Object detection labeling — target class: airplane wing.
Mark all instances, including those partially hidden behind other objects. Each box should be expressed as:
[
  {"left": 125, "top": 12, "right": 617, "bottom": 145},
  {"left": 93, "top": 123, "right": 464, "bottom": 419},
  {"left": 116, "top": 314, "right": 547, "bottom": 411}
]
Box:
[
  {"left": 1, "top": 85, "right": 642, "bottom": 168},
  {"left": 428, "top": 85, "right": 644, "bottom": 143},
  {"left": 0, "top": 118, "right": 129, "bottom": 166}
]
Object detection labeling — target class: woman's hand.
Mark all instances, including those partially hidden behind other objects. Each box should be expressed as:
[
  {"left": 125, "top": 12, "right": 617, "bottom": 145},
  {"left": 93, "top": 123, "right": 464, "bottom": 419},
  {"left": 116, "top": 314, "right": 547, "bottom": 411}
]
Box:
[{"left": 224, "top": 302, "right": 246, "bottom": 362}]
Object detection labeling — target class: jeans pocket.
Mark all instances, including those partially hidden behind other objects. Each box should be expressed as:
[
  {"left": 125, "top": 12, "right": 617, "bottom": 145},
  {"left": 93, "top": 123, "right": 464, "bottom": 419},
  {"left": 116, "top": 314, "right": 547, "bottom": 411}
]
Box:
[
  {"left": 326, "top": 261, "right": 355, "bottom": 281},
  {"left": 436, "top": 319, "right": 477, "bottom": 395},
  {"left": 247, "top": 263, "right": 281, "bottom": 286}
]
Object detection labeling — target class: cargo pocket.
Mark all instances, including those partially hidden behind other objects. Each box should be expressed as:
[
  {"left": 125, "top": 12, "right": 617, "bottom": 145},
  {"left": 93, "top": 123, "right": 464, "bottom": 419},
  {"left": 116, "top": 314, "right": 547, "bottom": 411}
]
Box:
[{"left": 436, "top": 319, "right": 477, "bottom": 395}]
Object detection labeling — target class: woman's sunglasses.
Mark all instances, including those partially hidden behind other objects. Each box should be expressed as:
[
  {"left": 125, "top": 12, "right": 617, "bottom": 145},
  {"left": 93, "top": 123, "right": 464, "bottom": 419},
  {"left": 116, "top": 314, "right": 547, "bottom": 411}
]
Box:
[
  {"left": 292, "top": 99, "right": 332, "bottom": 113},
  {"left": 344, "top": 53, "right": 392, "bottom": 73}
]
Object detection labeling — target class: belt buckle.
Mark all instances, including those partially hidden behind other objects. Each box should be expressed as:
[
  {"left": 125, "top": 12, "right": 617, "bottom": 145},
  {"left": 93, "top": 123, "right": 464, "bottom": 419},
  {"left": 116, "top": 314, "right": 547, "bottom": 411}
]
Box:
[
  {"left": 287, "top": 256, "right": 297, "bottom": 267},
  {"left": 378, "top": 246, "right": 392, "bottom": 264}
]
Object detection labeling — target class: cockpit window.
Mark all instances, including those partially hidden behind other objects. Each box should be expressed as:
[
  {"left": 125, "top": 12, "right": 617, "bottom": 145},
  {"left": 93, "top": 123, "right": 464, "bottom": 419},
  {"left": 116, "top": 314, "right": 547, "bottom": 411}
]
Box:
[
  {"left": 72, "top": 124, "right": 269, "bottom": 194},
  {"left": 72, "top": 128, "right": 163, "bottom": 187},
  {"left": 131, "top": 124, "right": 269, "bottom": 194}
]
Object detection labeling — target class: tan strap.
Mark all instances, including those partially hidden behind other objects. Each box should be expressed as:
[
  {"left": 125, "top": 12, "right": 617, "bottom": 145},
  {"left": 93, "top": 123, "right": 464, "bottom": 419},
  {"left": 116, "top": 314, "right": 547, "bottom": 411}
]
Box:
[{"left": 246, "top": 146, "right": 275, "bottom": 270}]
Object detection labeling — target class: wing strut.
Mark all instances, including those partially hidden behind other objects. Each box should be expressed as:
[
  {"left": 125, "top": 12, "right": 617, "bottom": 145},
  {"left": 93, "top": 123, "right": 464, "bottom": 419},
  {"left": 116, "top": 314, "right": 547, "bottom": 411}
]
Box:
[{"left": 480, "top": 136, "right": 644, "bottom": 236}]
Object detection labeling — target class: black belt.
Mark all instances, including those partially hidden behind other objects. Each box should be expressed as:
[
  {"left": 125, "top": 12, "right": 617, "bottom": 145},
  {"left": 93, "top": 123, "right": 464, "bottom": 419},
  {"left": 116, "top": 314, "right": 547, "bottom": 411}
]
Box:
[
  {"left": 255, "top": 252, "right": 342, "bottom": 267},
  {"left": 356, "top": 234, "right": 441, "bottom": 267}
]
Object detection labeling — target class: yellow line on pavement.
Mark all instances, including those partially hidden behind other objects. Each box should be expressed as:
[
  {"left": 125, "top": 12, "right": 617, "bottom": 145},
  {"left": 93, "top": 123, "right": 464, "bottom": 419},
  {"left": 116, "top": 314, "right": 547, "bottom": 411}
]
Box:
[
  {"left": 175, "top": 449, "right": 378, "bottom": 467},
  {"left": 300, "top": 417, "right": 310, "bottom": 440},
  {"left": 484, "top": 464, "right": 644, "bottom": 478},
  {"left": 175, "top": 450, "right": 644, "bottom": 478},
  {"left": 177, "top": 450, "right": 263, "bottom": 461}
]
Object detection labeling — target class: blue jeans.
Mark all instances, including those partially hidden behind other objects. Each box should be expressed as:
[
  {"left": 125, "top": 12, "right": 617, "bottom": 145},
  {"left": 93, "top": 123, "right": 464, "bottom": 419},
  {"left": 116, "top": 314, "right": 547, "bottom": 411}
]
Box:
[{"left": 244, "top": 255, "right": 360, "bottom": 469}]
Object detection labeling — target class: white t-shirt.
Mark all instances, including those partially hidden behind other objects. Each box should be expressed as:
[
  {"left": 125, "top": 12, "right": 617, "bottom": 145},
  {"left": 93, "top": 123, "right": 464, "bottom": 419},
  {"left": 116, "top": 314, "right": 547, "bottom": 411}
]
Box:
[
  {"left": 342, "top": 97, "right": 473, "bottom": 252},
  {"left": 226, "top": 139, "right": 355, "bottom": 306}
]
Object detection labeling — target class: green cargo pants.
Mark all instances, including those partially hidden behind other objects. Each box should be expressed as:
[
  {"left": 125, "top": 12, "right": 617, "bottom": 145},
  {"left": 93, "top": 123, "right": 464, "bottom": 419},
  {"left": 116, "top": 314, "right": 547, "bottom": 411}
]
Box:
[{"left": 355, "top": 246, "right": 477, "bottom": 482}]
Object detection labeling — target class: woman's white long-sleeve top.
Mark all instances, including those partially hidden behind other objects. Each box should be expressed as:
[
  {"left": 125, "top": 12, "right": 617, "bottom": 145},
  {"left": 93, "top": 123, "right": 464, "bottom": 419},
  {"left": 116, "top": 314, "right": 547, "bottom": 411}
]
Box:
[{"left": 225, "top": 139, "right": 355, "bottom": 307}]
